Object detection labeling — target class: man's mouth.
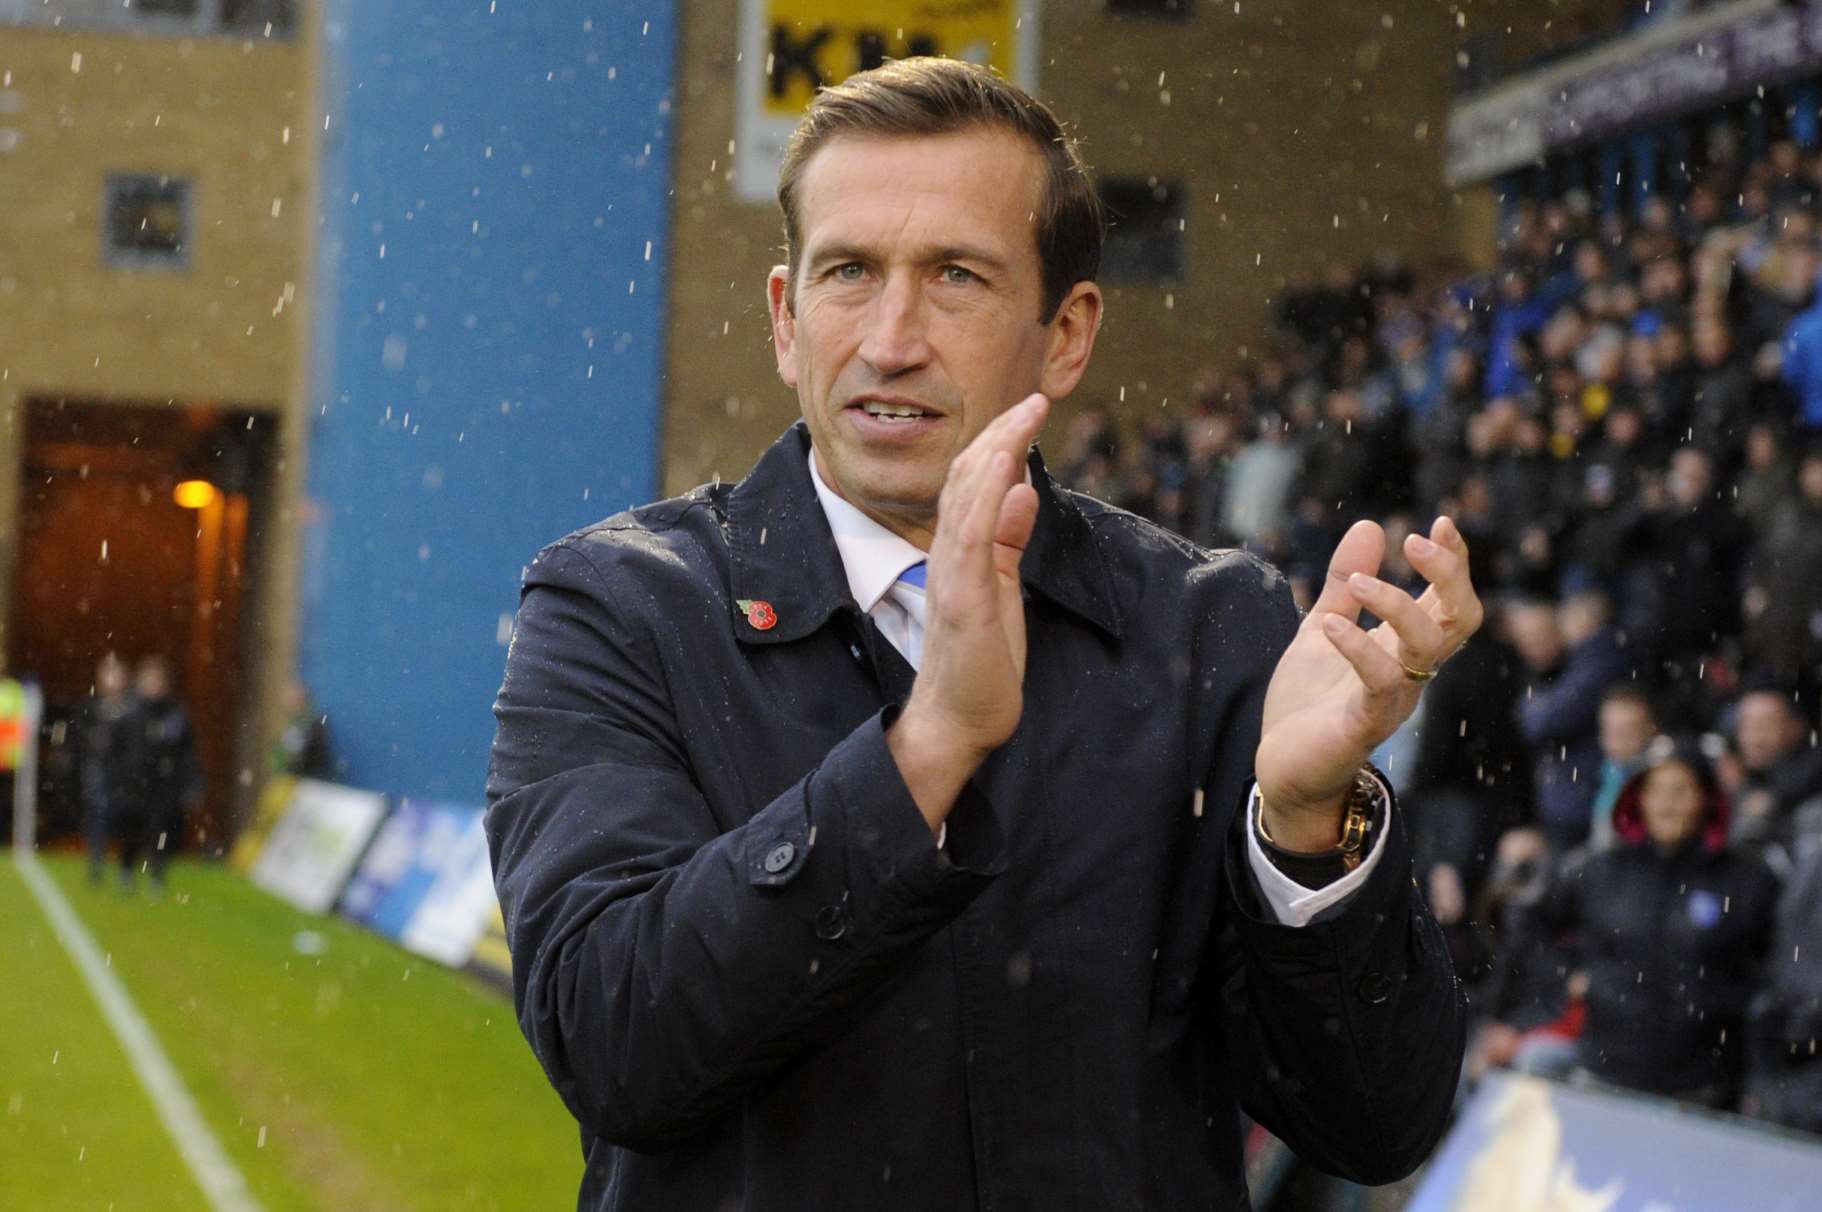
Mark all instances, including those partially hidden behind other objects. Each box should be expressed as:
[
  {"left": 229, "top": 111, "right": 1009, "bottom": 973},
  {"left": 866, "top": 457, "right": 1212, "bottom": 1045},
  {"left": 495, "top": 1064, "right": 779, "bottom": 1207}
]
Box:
[{"left": 853, "top": 400, "right": 937, "bottom": 424}]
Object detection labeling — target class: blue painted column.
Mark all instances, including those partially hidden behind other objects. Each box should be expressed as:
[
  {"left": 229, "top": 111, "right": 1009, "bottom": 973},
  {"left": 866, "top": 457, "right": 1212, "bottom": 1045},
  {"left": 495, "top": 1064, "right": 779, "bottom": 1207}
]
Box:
[
  {"left": 1790, "top": 81, "right": 1822, "bottom": 149},
  {"left": 303, "top": 1, "right": 678, "bottom": 800},
  {"left": 1556, "top": 151, "right": 1590, "bottom": 202},
  {"left": 1628, "top": 129, "right": 1658, "bottom": 215},
  {"left": 1662, "top": 122, "right": 1692, "bottom": 199},
  {"left": 1597, "top": 142, "right": 1626, "bottom": 216}
]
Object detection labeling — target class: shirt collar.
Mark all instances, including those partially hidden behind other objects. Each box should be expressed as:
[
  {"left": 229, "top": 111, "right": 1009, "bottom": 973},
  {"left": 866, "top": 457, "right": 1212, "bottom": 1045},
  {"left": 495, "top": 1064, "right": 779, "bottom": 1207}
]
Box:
[
  {"left": 807, "top": 447, "right": 929, "bottom": 612},
  {"left": 722, "top": 422, "right": 1123, "bottom": 646}
]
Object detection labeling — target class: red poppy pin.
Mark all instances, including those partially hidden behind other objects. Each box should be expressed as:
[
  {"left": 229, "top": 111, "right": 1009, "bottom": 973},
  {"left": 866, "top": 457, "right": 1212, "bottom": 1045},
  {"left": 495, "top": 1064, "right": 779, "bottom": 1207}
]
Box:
[{"left": 737, "top": 598, "right": 777, "bottom": 631}]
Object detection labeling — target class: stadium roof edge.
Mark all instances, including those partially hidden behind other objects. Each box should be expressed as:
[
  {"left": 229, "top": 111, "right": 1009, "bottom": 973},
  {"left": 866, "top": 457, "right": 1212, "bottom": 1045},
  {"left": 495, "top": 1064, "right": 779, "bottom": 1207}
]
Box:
[{"left": 1446, "top": 0, "right": 1793, "bottom": 187}]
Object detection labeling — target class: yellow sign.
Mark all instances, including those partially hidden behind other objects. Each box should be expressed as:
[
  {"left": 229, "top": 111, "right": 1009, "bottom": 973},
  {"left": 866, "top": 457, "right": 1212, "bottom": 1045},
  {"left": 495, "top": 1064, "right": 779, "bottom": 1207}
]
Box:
[
  {"left": 734, "top": 0, "right": 1038, "bottom": 201},
  {"left": 761, "top": 0, "right": 1024, "bottom": 115}
]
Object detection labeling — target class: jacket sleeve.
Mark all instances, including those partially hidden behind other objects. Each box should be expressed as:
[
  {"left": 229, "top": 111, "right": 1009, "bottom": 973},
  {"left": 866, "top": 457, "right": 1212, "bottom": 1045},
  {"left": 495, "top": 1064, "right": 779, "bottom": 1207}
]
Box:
[
  {"left": 1201, "top": 572, "right": 1465, "bottom": 1185},
  {"left": 1216, "top": 794, "right": 1465, "bottom": 1183},
  {"left": 485, "top": 542, "right": 1004, "bottom": 1152}
]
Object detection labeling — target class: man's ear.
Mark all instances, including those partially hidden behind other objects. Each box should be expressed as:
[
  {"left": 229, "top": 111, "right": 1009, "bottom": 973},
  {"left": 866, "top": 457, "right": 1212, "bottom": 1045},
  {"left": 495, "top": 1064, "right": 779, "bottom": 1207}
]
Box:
[
  {"left": 1038, "top": 281, "right": 1103, "bottom": 402},
  {"left": 767, "top": 265, "right": 798, "bottom": 389}
]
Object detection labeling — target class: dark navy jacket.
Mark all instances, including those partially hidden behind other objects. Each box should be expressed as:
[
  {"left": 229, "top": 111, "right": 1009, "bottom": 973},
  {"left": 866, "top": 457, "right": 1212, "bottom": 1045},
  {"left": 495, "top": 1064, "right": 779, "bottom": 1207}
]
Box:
[
  {"left": 1547, "top": 765, "right": 1779, "bottom": 1099},
  {"left": 486, "top": 423, "right": 1464, "bottom": 1211}
]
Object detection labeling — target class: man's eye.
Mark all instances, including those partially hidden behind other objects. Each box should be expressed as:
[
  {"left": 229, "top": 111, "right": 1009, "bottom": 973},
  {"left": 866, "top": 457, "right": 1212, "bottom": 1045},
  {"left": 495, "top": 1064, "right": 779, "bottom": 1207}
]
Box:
[
  {"left": 833, "top": 263, "right": 865, "bottom": 282},
  {"left": 942, "top": 265, "right": 977, "bottom": 285}
]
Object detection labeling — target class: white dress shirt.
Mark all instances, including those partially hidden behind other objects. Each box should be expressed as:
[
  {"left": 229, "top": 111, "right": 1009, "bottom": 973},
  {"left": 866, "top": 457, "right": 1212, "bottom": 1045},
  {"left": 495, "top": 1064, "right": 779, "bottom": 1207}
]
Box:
[{"left": 806, "top": 449, "right": 1387, "bottom": 927}]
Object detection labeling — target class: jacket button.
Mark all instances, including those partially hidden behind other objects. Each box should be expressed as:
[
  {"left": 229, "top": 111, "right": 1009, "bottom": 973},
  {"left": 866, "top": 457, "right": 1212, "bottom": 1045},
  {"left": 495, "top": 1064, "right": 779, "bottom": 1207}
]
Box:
[
  {"left": 1356, "top": 971, "right": 1392, "bottom": 1005},
  {"left": 763, "top": 841, "right": 796, "bottom": 874},
  {"left": 814, "top": 904, "right": 846, "bottom": 941}
]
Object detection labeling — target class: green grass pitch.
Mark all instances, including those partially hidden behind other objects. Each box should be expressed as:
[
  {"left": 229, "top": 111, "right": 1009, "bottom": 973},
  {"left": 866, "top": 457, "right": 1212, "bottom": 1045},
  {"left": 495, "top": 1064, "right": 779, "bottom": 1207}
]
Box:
[{"left": 1, "top": 854, "right": 580, "bottom": 1211}]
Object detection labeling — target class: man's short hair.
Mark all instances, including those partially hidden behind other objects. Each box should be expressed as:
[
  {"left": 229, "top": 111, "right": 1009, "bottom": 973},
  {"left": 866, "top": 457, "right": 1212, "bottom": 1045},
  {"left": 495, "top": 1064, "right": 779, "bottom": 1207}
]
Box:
[{"left": 776, "top": 57, "right": 1105, "bottom": 323}]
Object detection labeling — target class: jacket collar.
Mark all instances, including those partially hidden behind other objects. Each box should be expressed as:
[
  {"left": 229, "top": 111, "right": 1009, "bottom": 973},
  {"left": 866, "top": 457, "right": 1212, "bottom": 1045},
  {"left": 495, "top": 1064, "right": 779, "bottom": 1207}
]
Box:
[{"left": 724, "top": 422, "right": 1123, "bottom": 645}]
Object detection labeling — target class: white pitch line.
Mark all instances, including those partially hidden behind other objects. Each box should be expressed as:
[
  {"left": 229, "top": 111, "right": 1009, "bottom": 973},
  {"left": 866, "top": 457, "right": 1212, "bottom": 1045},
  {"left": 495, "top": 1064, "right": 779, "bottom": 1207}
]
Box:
[{"left": 14, "top": 851, "right": 264, "bottom": 1212}]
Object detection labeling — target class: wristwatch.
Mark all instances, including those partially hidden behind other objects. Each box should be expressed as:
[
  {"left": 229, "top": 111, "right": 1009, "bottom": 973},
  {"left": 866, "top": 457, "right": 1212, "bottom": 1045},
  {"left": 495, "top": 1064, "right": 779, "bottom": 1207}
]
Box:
[{"left": 1254, "top": 766, "right": 1387, "bottom": 882}]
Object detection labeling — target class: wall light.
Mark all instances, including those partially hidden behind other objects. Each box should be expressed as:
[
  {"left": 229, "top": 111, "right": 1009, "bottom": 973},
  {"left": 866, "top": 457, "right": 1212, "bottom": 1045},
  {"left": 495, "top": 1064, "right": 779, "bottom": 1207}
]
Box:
[{"left": 174, "top": 479, "right": 218, "bottom": 509}]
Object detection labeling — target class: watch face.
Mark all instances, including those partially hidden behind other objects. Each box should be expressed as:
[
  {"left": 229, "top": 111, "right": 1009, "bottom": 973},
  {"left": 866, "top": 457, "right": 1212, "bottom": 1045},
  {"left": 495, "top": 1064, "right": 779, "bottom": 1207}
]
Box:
[{"left": 1255, "top": 768, "right": 1384, "bottom": 864}]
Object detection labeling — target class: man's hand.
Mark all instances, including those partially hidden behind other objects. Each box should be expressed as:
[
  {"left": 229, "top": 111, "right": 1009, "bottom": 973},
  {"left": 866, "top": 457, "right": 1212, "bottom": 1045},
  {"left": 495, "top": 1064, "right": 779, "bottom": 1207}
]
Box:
[
  {"left": 1254, "top": 516, "right": 1483, "bottom": 851},
  {"left": 889, "top": 393, "right": 1048, "bottom": 834}
]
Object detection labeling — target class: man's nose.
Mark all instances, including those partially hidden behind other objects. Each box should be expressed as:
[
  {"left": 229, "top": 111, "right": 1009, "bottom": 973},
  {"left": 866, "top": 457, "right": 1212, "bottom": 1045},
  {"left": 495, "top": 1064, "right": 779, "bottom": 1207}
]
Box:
[{"left": 858, "top": 275, "right": 930, "bottom": 376}]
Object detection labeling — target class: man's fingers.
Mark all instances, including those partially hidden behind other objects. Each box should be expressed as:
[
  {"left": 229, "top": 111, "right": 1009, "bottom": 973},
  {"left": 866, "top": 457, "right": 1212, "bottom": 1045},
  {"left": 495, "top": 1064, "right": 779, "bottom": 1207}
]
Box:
[
  {"left": 1308, "top": 519, "right": 1386, "bottom": 622},
  {"left": 994, "top": 484, "right": 1038, "bottom": 639},
  {"left": 931, "top": 448, "right": 1021, "bottom": 618},
  {"left": 1431, "top": 514, "right": 1470, "bottom": 561},
  {"left": 939, "top": 395, "right": 1044, "bottom": 516},
  {"left": 994, "top": 482, "right": 1040, "bottom": 558},
  {"left": 1405, "top": 515, "right": 1484, "bottom": 643},
  {"left": 925, "top": 392, "right": 1049, "bottom": 635},
  {"left": 991, "top": 482, "right": 1039, "bottom": 604},
  {"left": 1347, "top": 573, "right": 1446, "bottom": 670},
  {"left": 1320, "top": 613, "right": 1407, "bottom": 698},
  {"left": 952, "top": 394, "right": 1048, "bottom": 486},
  {"left": 961, "top": 450, "right": 1019, "bottom": 555},
  {"left": 939, "top": 395, "right": 1048, "bottom": 575},
  {"left": 975, "top": 392, "right": 1048, "bottom": 451}
]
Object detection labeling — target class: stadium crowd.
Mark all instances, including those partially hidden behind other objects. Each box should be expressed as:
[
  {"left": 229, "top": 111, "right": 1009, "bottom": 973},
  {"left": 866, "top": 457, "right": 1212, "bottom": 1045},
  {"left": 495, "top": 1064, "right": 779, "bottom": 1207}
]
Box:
[{"left": 1060, "top": 134, "right": 1822, "bottom": 1135}]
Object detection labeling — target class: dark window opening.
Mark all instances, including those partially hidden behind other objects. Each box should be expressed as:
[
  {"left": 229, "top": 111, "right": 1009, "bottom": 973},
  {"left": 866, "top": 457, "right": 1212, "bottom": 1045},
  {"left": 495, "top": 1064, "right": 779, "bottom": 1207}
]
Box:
[
  {"left": 105, "top": 174, "right": 191, "bottom": 268},
  {"left": 222, "top": 0, "right": 297, "bottom": 35},
  {"left": 1107, "top": 0, "right": 1193, "bottom": 19},
  {"left": 5, "top": 0, "right": 298, "bottom": 37},
  {"left": 1099, "top": 178, "right": 1186, "bottom": 284}
]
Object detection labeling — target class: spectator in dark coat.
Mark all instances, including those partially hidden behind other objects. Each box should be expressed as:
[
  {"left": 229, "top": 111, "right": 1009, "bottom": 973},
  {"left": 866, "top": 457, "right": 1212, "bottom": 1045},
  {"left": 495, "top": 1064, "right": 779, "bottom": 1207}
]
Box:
[
  {"left": 1635, "top": 446, "right": 1748, "bottom": 669},
  {"left": 1720, "top": 688, "right": 1822, "bottom": 865},
  {"left": 1543, "top": 737, "right": 1780, "bottom": 1106},
  {"left": 1746, "top": 828, "right": 1822, "bottom": 1135},
  {"left": 1302, "top": 390, "right": 1376, "bottom": 518},
  {"left": 1562, "top": 408, "right": 1650, "bottom": 590},
  {"left": 134, "top": 656, "right": 202, "bottom": 886},
  {"left": 81, "top": 652, "right": 148, "bottom": 888},
  {"left": 1466, "top": 827, "right": 1576, "bottom": 1081},
  {"left": 1732, "top": 421, "right": 1794, "bottom": 539},
  {"left": 1650, "top": 321, "right": 1699, "bottom": 443},
  {"left": 1179, "top": 412, "right": 1241, "bottom": 549},
  {"left": 1688, "top": 314, "right": 1755, "bottom": 472},
  {"left": 1403, "top": 615, "right": 1534, "bottom": 896},
  {"left": 1412, "top": 347, "right": 1481, "bottom": 515},
  {"left": 1744, "top": 448, "right": 1822, "bottom": 693},
  {"left": 1478, "top": 406, "right": 1575, "bottom": 559},
  {"left": 1511, "top": 590, "right": 1631, "bottom": 851}
]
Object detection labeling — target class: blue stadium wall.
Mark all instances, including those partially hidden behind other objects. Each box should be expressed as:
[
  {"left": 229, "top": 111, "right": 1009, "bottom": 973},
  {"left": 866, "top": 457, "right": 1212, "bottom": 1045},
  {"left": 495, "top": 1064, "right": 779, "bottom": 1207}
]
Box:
[{"left": 302, "top": 0, "right": 677, "bottom": 800}]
